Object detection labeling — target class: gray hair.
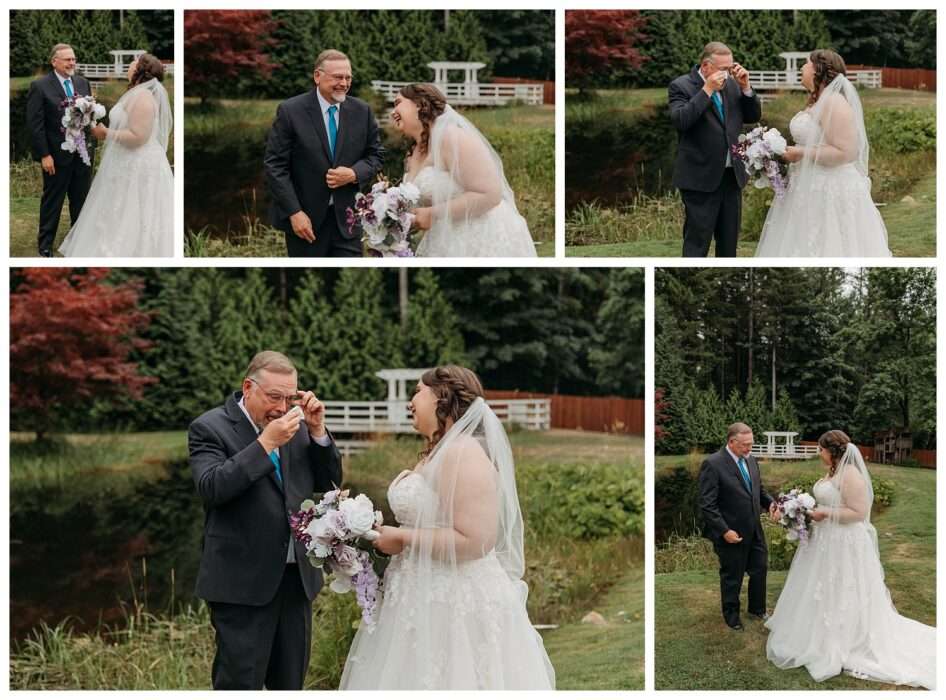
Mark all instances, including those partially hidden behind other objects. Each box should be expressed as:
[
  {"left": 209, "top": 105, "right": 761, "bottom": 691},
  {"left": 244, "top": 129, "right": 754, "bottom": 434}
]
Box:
[
  {"left": 700, "top": 42, "right": 732, "bottom": 65},
  {"left": 50, "top": 43, "right": 75, "bottom": 62},
  {"left": 245, "top": 351, "right": 296, "bottom": 381},
  {"left": 314, "top": 49, "right": 350, "bottom": 73},
  {"left": 727, "top": 422, "right": 753, "bottom": 441}
]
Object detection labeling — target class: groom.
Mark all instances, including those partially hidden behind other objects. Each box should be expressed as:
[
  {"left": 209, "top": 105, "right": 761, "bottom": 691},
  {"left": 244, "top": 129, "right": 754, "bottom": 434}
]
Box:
[
  {"left": 698, "top": 422, "right": 777, "bottom": 630},
  {"left": 669, "top": 42, "right": 762, "bottom": 257},
  {"left": 264, "top": 49, "right": 385, "bottom": 257},
  {"left": 26, "top": 43, "right": 95, "bottom": 257},
  {"left": 189, "top": 351, "right": 342, "bottom": 689}
]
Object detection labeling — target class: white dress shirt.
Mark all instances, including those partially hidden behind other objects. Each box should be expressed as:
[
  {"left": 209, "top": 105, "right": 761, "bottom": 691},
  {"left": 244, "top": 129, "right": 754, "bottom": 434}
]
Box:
[
  {"left": 316, "top": 90, "right": 341, "bottom": 205},
  {"left": 54, "top": 70, "right": 77, "bottom": 97}
]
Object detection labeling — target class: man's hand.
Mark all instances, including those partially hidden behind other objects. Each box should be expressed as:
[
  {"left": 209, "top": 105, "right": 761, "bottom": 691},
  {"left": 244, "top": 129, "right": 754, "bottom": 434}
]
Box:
[
  {"left": 41, "top": 155, "right": 56, "bottom": 176},
  {"left": 289, "top": 210, "right": 315, "bottom": 243},
  {"left": 372, "top": 525, "right": 406, "bottom": 555},
  {"left": 732, "top": 62, "right": 751, "bottom": 91},
  {"left": 258, "top": 410, "right": 303, "bottom": 454},
  {"left": 723, "top": 529, "right": 743, "bottom": 544},
  {"left": 703, "top": 70, "right": 727, "bottom": 96},
  {"left": 768, "top": 502, "right": 781, "bottom": 522},
  {"left": 326, "top": 167, "right": 356, "bottom": 189},
  {"left": 298, "top": 390, "right": 326, "bottom": 438}
]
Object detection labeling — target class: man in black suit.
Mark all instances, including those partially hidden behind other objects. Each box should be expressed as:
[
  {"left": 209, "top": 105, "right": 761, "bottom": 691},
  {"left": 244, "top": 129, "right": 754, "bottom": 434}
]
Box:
[
  {"left": 698, "top": 422, "right": 777, "bottom": 630},
  {"left": 669, "top": 42, "right": 762, "bottom": 257},
  {"left": 26, "top": 43, "right": 95, "bottom": 257},
  {"left": 189, "top": 351, "right": 343, "bottom": 689},
  {"left": 264, "top": 49, "right": 385, "bottom": 257}
]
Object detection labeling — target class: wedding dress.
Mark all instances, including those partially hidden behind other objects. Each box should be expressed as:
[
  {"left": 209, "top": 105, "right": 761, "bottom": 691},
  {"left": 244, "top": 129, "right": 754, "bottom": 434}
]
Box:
[
  {"left": 340, "top": 398, "right": 555, "bottom": 689},
  {"left": 765, "top": 444, "right": 935, "bottom": 688},
  {"left": 59, "top": 78, "right": 174, "bottom": 257},
  {"left": 408, "top": 106, "right": 536, "bottom": 257},
  {"left": 755, "top": 75, "right": 891, "bottom": 257}
]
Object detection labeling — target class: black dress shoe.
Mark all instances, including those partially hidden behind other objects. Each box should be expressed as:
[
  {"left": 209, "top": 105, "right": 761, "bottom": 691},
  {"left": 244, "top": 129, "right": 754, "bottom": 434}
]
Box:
[
  {"left": 38, "top": 248, "right": 52, "bottom": 258},
  {"left": 749, "top": 611, "right": 770, "bottom": 622},
  {"left": 726, "top": 619, "right": 744, "bottom": 630}
]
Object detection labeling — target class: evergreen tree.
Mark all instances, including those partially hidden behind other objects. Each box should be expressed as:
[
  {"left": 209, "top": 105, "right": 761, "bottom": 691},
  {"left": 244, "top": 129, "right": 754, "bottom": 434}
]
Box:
[
  {"left": 401, "top": 269, "right": 467, "bottom": 369},
  {"left": 287, "top": 270, "right": 344, "bottom": 398},
  {"left": 589, "top": 268, "right": 645, "bottom": 397},
  {"left": 479, "top": 11, "right": 555, "bottom": 79}
]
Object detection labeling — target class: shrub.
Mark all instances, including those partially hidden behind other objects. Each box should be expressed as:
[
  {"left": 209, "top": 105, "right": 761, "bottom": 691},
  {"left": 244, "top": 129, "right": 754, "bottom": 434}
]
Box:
[{"left": 867, "top": 109, "right": 936, "bottom": 154}]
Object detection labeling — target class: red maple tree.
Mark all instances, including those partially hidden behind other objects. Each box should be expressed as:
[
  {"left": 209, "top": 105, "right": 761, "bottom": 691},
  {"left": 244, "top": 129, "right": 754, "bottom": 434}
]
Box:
[
  {"left": 10, "top": 268, "right": 156, "bottom": 441},
  {"left": 565, "top": 10, "right": 649, "bottom": 95},
  {"left": 184, "top": 10, "right": 279, "bottom": 104}
]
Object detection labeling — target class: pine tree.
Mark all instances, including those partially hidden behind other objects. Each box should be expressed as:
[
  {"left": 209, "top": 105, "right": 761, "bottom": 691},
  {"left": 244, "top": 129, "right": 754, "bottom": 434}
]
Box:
[
  {"left": 401, "top": 269, "right": 467, "bottom": 369},
  {"left": 589, "top": 268, "right": 645, "bottom": 397}
]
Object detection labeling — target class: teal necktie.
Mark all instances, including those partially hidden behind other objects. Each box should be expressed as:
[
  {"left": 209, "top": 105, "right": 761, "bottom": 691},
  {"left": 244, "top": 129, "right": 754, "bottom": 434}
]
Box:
[
  {"left": 711, "top": 91, "right": 724, "bottom": 122},
  {"left": 64, "top": 78, "right": 74, "bottom": 98},
  {"left": 327, "top": 105, "right": 338, "bottom": 159},
  {"left": 737, "top": 457, "right": 752, "bottom": 492},
  {"left": 269, "top": 450, "right": 283, "bottom": 485}
]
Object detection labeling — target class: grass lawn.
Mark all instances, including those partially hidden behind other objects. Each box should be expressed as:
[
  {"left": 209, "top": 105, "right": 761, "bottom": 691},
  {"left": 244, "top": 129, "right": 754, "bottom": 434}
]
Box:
[{"left": 654, "top": 455, "right": 935, "bottom": 689}]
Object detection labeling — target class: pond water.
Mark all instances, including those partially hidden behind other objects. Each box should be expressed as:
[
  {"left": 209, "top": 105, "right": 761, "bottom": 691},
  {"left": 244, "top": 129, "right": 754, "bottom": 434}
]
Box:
[{"left": 9, "top": 460, "right": 204, "bottom": 645}]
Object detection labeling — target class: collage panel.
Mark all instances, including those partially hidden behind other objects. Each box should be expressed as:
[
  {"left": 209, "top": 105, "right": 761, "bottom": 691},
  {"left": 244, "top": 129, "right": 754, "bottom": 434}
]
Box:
[
  {"left": 10, "top": 9, "right": 175, "bottom": 258},
  {"left": 182, "top": 9, "right": 556, "bottom": 258},
  {"left": 8, "top": 267, "right": 645, "bottom": 690},
  {"left": 564, "top": 10, "right": 936, "bottom": 258},
  {"left": 653, "top": 267, "right": 936, "bottom": 689}
]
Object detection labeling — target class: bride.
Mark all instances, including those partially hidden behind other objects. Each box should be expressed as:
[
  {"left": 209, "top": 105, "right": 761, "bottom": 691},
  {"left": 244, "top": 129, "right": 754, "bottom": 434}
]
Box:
[
  {"left": 340, "top": 366, "right": 555, "bottom": 689},
  {"left": 59, "top": 53, "right": 174, "bottom": 257},
  {"left": 755, "top": 50, "right": 891, "bottom": 257},
  {"left": 765, "top": 430, "right": 935, "bottom": 688},
  {"left": 391, "top": 84, "right": 537, "bottom": 257}
]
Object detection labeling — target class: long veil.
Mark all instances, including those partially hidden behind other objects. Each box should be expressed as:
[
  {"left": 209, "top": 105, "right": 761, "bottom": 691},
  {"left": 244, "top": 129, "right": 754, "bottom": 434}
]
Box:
[
  {"left": 427, "top": 105, "right": 523, "bottom": 229},
  {"left": 797, "top": 74, "right": 868, "bottom": 179}
]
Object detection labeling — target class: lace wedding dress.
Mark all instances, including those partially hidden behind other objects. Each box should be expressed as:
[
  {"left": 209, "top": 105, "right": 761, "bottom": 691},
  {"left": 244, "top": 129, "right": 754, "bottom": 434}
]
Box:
[
  {"left": 408, "top": 106, "right": 536, "bottom": 258},
  {"left": 765, "top": 446, "right": 935, "bottom": 688},
  {"left": 59, "top": 78, "right": 174, "bottom": 257},
  {"left": 340, "top": 399, "right": 555, "bottom": 689},
  {"left": 755, "top": 76, "right": 891, "bottom": 257}
]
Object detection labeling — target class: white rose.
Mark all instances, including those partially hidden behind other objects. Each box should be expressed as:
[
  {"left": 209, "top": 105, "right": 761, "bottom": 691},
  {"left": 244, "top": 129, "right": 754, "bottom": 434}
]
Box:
[
  {"left": 306, "top": 510, "right": 341, "bottom": 542},
  {"left": 370, "top": 194, "right": 388, "bottom": 222},
  {"left": 330, "top": 575, "right": 354, "bottom": 594},
  {"left": 399, "top": 181, "right": 421, "bottom": 205},
  {"left": 798, "top": 493, "right": 816, "bottom": 510},
  {"left": 339, "top": 493, "right": 377, "bottom": 537},
  {"left": 93, "top": 103, "right": 106, "bottom": 119},
  {"left": 763, "top": 129, "right": 787, "bottom": 155}
]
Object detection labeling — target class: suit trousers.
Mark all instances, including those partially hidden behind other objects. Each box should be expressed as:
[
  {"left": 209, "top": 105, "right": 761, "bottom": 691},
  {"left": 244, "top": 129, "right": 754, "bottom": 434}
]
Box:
[
  {"left": 38, "top": 158, "right": 91, "bottom": 254},
  {"left": 285, "top": 205, "right": 362, "bottom": 258},
  {"left": 680, "top": 168, "right": 741, "bottom": 258},
  {"left": 713, "top": 530, "right": 767, "bottom": 626},
  {"left": 208, "top": 564, "right": 312, "bottom": 690}
]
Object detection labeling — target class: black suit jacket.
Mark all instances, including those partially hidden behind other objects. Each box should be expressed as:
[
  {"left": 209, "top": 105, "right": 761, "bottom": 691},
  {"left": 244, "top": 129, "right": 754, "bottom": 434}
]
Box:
[
  {"left": 189, "top": 391, "right": 343, "bottom": 606},
  {"left": 669, "top": 66, "right": 762, "bottom": 192},
  {"left": 264, "top": 90, "right": 385, "bottom": 238},
  {"left": 698, "top": 448, "right": 773, "bottom": 543},
  {"left": 26, "top": 71, "right": 96, "bottom": 166}
]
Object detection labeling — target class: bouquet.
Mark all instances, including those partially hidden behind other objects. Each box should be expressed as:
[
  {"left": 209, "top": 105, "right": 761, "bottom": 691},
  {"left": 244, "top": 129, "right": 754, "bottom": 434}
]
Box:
[
  {"left": 346, "top": 178, "right": 421, "bottom": 257},
  {"left": 290, "top": 488, "right": 385, "bottom": 626},
  {"left": 731, "top": 126, "right": 789, "bottom": 198},
  {"left": 60, "top": 95, "right": 107, "bottom": 167},
  {"left": 774, "top": 488, "right": 817, "bottom": 544}
]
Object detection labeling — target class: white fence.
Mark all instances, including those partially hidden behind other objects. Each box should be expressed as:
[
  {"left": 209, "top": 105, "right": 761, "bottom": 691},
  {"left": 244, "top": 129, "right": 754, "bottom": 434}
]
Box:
[
  {"left": 371, "top": 80, "right": 543, "bottom": 107},
  {"left": 750, "top": 443, "right": 819, "bottom": 460},
  {"left": 749, "top": 69, "right": 882, "bottom": 91},
  {"left": 77, "top": 62, "right": 176, "bottom": 79}
]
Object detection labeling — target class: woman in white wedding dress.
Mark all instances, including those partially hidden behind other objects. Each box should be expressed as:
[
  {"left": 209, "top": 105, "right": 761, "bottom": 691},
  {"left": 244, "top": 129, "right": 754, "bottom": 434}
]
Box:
[
  {"left": 765, "top": 430, "right": 935, "bottom": 688},
  {"left": 391, "top": 84, "right": 537, "bottom": 257},
  {"left": 755, "top": 50, "right": 891, "bottom": 257},
  {"left": 59, "top": 53, "right": 173, "bottom": 257},
  {"left": 340, "top": 366, "right": 555, "bottom": 689}
]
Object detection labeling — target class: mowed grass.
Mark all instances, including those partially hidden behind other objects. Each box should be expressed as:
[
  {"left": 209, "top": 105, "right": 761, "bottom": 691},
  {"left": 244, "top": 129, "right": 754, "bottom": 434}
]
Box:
[
  {"left": 566, "top": 87, "right": 936, "bottom": 257},
  {"left": 654, "top": 455, "right": 935, "bottom": 689},
  {"left": 184, "top": 98, "right": 555, "bottom": 256},
  {"left": 11, "top": 429, "right": 642, "bottom": 689}
]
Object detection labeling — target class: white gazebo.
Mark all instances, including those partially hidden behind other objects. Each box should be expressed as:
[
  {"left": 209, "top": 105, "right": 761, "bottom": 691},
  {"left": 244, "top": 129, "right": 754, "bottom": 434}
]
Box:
[
  {"left": 750, "top": 431, "right": 819, "bottom": 460},
  {"left": 76, "top": 49, "right": 175, "bottom": 87},
  {"left": 371, "top": 61, "right": 543, "bottom": 107}
]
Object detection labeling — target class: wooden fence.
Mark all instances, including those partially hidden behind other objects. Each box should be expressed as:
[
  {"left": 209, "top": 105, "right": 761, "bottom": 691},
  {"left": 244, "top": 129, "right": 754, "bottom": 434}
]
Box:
[
  {"left": 848, "top": 65, "right": 935, "bottom": 91},
  {"left": 800, "top": 441, "right": 936, "bottom": 468},
  {"left": 484, "top": 391, "right": 644, "bottom": 435},
  {"left": 492, "top": 77, "right": 555, "bottom": 105}
]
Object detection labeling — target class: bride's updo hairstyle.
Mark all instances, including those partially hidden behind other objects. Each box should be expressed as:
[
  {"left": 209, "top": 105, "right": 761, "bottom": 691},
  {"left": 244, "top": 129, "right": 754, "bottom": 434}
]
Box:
[
  {"left": 807, "top": 49, "right": 847, "bottom": 107},
  {"left": 419, "top": 365, "right": 485, "bottom": 457},
  {"left": 128, "top": 53, "right": 165, "bottom": 89},
  {"left": 818, "top": 429, "right": 852, "bottom": 476},
  {"left": 400, "top": 83, "right": 447, "bottom": 159}
]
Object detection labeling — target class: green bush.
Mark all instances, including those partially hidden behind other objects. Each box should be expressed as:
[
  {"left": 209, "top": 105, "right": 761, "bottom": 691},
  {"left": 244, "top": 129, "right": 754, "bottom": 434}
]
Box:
[
  {"left": 780, "top": 473, "right": 895, "bottom": 509},
  {"left": 519, "top": 462, "right": 644, "bottom": 539},
  {"left": 867, "top": 109, "right": 936, "bottom": 154}
]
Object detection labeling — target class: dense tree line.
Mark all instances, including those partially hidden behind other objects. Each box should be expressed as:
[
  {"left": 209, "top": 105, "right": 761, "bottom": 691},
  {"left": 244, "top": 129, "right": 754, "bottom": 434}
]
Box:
[
  {"left": 11, "top": 10, "right": 173, "bottom": 76},
  {"left": 10, "top": 268, "right": 644, "bottom": 435},
  {"left": 655, "top": 268, "right": 936, "bottom": 453},
  {"left": 568, "top": 10, "right": 936, "bottom": 90}
]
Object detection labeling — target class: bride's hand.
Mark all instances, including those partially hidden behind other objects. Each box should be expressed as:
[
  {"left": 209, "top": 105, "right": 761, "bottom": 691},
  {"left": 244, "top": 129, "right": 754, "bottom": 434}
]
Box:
[
  {"left": 782, "top": 146, "right": 804, "bottom": 163},
  {"left": 810, "top": 508, "right": 828, "bottom": 522},
  {"left": 90, "top": 124, "right": 107, "bottom": 140},
  {"left": 372, "top": 525, "right": 407, "bottom": 555},
  {"left": 411, "top": 207, "right": 432, "bottom": 231}
]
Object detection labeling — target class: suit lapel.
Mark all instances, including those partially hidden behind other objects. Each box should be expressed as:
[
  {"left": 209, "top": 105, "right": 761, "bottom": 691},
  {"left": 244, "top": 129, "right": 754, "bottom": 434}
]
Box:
[
  {"left": 225, "top": 393, "right": 283, "bottom": 492},
  {"left": 306, "top": 90, "right": 334, "bottom": 163},
  {"left": 722, "top": 449, "right": 751, "bottom": 498},
  {"left": 49, "top": 72, "right": 67, "bottom": 101},
  {"left": 333, "top": 100, "right": 350, "bottom": 166}
]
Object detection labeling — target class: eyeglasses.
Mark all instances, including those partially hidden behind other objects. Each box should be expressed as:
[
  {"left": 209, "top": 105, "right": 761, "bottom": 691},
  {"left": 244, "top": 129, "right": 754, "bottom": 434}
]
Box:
[
  {"left": 319, "top": 71, "right": 353, "bottom": 83},
  {"left": 248, "top": 378, "right": 302, "bottom": 406}
]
